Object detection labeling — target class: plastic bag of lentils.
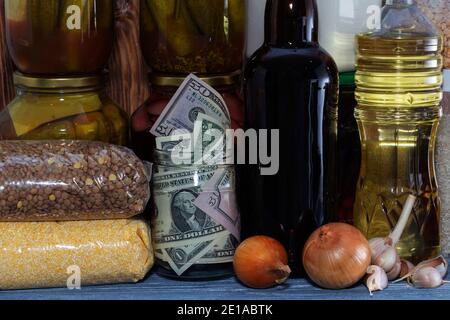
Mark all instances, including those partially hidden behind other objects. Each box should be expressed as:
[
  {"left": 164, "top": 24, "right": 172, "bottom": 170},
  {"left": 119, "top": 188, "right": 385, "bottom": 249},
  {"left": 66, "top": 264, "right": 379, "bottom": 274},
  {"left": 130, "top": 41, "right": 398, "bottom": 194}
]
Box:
[
  {"left": 417, "top": 0, "right": 450, "bottom": 256},
  {"left": 0, "top": 140, "right": 151, "bottom": 221}
]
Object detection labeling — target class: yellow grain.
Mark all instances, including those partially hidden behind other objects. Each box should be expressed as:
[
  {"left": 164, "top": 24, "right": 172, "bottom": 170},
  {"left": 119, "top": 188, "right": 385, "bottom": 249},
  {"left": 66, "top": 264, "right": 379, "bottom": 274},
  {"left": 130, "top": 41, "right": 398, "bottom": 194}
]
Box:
[{"left": 0, "top": 219, "right": 154, "bottom": 290}]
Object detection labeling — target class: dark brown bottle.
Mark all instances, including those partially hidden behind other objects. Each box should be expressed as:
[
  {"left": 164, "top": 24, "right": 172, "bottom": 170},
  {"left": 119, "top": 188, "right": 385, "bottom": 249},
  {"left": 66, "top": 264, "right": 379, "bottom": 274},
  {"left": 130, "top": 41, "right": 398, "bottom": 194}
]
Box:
[{"left": 238, "top": 0, "right": 339, "bottom": 276}]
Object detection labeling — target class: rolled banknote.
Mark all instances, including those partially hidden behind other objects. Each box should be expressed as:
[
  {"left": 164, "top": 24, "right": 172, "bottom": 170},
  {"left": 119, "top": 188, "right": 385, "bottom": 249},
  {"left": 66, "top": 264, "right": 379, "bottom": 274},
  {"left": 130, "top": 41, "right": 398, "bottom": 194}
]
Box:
[{"left": 150, "top": 74, "right": 231, "bottom": 137}]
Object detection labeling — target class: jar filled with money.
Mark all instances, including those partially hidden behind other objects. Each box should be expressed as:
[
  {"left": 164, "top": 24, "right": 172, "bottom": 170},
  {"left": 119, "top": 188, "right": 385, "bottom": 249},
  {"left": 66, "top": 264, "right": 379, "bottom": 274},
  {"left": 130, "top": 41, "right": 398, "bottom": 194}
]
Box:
[
  {"left": 140, "top": 0, "right": 245, "bottom": 75},
  {"left": 0, "top": 73, "right": 129, "bottom": 145},
  {"left": 5, "top": 0, "right": 114, "bottom": 75},
  {"left": 131, "top": 72, "right": 244, "bottom": 161},
  {"left": 131, "top": 73, "right": 242, "bottom": 279},
  {"left": 152, "top": 150, "right": 240, "bottom": 279}
]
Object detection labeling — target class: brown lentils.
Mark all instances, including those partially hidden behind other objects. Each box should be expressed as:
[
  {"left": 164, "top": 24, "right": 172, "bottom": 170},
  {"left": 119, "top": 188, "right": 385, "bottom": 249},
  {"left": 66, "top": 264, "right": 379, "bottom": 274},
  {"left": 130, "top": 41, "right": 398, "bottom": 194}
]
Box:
[{"left": 0, "top": 140, "right": 150, "bottom": 221}]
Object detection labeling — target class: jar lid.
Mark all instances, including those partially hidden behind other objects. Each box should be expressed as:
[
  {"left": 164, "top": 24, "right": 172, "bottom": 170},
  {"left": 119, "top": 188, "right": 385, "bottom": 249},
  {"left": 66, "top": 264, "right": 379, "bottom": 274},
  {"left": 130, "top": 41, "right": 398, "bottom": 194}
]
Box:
[
  {"left": 13, "top": 72, "right": 103, "bottom": 89},
  {"left": 339, "top": 72, "right": 355, "bottom": 86},
  {"left": 149, "top": 71, "right": 241, "bottom": 87}
]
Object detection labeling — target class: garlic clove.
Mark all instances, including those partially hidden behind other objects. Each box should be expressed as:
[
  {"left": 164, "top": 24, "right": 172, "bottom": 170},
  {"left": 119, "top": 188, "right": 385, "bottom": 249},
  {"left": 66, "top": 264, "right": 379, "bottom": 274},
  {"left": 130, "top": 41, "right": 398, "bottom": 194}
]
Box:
[
  {"left": 386, "top": 258, "right": 402, "bottom": 281},
  {"left": 409, "top": 267, "right": 444, "bottom": 289},
  {"left": 374, "top": 246, "right": 398, "bottom": 273},
  {"left": 399, "top": 260, "right": 415, "bottom": 278},
  {"left": 365, "top": 265, "right": 388, "bottom": 295},
  {"left": 415, "top": 256, "right": 448, "bottom": 278}
]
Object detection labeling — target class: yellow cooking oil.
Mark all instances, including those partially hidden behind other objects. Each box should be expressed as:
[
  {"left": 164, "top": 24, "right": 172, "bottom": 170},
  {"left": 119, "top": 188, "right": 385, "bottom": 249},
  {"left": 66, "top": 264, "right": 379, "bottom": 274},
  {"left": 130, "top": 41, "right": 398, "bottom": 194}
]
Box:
[{"left": 354, "top": 13, "right": 443, "bottom": 263}]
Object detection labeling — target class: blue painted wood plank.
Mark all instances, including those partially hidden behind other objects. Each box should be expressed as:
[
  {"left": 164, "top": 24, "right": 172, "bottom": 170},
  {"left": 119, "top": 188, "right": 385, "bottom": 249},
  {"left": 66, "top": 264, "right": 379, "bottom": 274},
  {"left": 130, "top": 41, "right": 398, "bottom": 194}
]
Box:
[{"left": 0, "top": 270, "right": 449, "bottom": 300}]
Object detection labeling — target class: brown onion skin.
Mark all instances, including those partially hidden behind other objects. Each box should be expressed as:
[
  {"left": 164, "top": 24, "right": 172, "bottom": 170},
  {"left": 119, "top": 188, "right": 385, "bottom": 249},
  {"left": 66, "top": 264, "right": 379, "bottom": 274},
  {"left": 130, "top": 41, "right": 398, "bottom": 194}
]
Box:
[
  {"left": 234, "top": 236, "right": 290, "bottom": 289},
  {"left": 302, "top": 223, "right": 371, "bottom": 289}
]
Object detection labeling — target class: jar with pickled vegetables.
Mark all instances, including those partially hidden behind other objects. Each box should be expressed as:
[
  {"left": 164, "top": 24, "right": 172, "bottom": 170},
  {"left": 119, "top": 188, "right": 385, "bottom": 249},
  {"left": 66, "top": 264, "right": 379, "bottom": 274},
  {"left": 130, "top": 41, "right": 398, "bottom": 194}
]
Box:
[
  {"left": 131, "top": 72, "right": 244, "bottom": 161},
  {"left": 5, "top": 0, "right": 114, "bottom": 75},
  {"left": 0, "top": 73, "right": 129, "bottom": 145},
  {"left": 140, "top": 0, "right": 245, "bottom": 75}
]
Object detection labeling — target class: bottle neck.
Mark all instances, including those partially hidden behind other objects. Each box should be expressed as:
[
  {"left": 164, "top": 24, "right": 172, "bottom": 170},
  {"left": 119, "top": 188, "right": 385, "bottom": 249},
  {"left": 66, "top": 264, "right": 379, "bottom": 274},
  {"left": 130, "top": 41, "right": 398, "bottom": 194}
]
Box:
[
  {"left": 386, "top": 0, "right": 414, "bottom": 5},
  {"left": 265, "top": 0, "right": 318, "bottom": 48}
]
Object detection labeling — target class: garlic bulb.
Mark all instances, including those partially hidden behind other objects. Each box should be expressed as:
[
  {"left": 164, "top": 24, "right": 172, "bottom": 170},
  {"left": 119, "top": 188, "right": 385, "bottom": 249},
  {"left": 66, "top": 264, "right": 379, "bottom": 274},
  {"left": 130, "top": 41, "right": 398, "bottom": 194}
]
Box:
[{"left": 368, "top": 195, "right": 416, "bottom": 280}]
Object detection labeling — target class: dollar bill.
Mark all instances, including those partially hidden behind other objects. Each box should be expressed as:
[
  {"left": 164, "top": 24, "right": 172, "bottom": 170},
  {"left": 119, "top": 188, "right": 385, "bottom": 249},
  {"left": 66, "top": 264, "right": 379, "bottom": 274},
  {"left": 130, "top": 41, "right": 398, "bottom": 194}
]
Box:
[
  {"left": 193, "top": 167, "right": 240, "bottom": 240},
  {"left": 156, "top": 132, "right": 194, "bottom": 166},
  {"left": 153, "top": 166, "right": 217, "bottom": 191},
  {"left": 197, "top": 233, "right": 239, "bottom": 264},
  {"left": 156, "top": 132, "right": 192, "bottom": 152},
  {"left": 150, "top": 74, "right": 231, "bottom": 137},
  {"left": 192, "top": 113, "right": 229, "bottom": 164},
  {"left": 152, "top": 168, "right": 236, "bottom": 275},
  {"left": 161, "top": 238, "right": 220, "bottom": 276}
]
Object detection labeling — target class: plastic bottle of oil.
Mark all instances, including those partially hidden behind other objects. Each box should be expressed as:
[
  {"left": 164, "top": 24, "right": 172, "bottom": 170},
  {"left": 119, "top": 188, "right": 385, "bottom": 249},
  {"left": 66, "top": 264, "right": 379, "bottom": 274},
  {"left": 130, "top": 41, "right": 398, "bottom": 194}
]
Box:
[{"left": 354, "top": 0, "right": 443, "bottom": 263}]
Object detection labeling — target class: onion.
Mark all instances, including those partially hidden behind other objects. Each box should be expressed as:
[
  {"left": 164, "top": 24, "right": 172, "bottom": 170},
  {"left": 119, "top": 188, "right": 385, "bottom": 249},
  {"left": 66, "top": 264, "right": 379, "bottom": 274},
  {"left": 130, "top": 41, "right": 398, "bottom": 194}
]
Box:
[
  {"left": 302, "top": 223, "right": 371, "bottom": 289},
  {"left": 233, "top": 236, "right": 291, "bottom": 289}
]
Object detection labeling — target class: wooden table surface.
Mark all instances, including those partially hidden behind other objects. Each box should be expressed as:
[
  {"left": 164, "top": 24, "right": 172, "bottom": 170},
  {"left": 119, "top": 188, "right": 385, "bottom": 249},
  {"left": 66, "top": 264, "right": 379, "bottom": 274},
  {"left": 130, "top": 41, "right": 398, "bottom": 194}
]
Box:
[{"left": 0, "top": 269, "right": 449, "bottom": 300}]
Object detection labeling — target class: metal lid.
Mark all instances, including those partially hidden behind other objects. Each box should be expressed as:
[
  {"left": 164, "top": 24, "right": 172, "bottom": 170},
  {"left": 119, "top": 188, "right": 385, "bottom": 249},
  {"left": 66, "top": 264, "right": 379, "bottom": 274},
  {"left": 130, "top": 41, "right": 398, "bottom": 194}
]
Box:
[
  {"left": 13, "top": 72, "right": 103, "bottom": 89},
  {"left": 149, "top": 70, "right": 241, "bottom": 87}
]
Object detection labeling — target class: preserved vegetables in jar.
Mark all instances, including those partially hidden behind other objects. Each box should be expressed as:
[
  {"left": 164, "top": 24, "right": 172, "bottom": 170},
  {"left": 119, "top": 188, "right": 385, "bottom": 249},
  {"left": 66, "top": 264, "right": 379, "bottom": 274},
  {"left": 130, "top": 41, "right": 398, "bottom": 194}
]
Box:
[
  {"left": 140, "top": 0, "right": 245, "bottom": 75},
  {"left": 5, "top": 0, "right": 114, "bottom": 75},
  {"left": 0, "top": 73, "right": 129, "bottom": 145}
]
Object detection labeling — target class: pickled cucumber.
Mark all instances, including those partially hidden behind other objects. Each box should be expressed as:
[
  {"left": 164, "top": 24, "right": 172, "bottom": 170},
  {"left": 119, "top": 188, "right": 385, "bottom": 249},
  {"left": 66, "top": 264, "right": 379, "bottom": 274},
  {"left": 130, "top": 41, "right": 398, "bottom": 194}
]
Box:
[
  {"left": 147, "top": 0, "right": 199, "bottom": 57},
  {"left": 186, "top": 0, "right": 224, "bottom": 38},
  {"left": 8, "top": 93, "right": 102, "bottom": 137}
]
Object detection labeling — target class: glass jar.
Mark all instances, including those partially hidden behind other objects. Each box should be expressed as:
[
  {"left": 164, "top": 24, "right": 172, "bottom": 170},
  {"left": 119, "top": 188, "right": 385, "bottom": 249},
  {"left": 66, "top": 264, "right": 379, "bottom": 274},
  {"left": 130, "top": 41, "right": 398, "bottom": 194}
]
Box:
[
  {"left": 131, "top": 72, "right": 244, "bottom": 161},
  {"left": 0, "top": 73, "right": 129, "bottom": 145},
  {"left": 140, "top": 0, "right": 245, "bottom": 75},
  {"left": 152, "top": 150, "right": 239, "bottom": 280},
  {"left": 337, "top": 72, "right": 360, "bottom": 224},
  {"left": 5, "top": 0, "right": 114, "bottom": 75}
]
